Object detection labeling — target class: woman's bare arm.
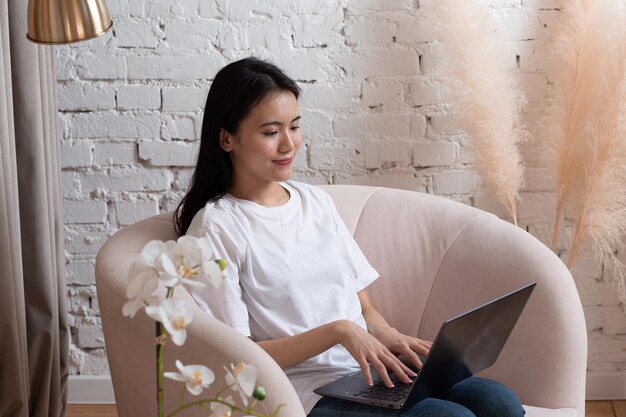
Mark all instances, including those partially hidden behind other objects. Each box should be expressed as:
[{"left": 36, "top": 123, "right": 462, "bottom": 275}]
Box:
[
  {"left": 256, "top": 291, "right": 429, "bottom": 389},
  {"left": 256, "top": 320, "right": 346, "bottom": 369},
  {"left": 256, "top": 318, "right": 414, "bottom": 388}
]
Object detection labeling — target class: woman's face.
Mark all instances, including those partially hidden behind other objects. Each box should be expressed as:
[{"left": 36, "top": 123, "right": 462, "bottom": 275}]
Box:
[{"left": 221, "top": 91, "right": 302, "bottom": 188}]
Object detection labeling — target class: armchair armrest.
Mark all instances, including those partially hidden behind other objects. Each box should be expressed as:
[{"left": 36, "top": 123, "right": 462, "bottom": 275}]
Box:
[
  {"left": 96, "top": 215, "right": 307, "bottom": 417},
  {"left": 419, "top": 214, "right": 587, "bottom": 414}
]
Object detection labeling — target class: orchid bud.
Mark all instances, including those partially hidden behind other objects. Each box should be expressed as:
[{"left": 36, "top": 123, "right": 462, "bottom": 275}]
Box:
[
  {"left": 216, "top": 259, "right": 227, "bottom": 271},
  {"left": 253, "top": 387, "right": 266, "bottom": 401}
]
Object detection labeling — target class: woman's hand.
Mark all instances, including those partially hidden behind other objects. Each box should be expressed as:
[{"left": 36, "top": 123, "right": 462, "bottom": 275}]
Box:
[
  {"left": 374, "top": 326, "right": 432, "bottom": 371},
  {"left": 355, "top": 289, "right": 433, "bottom": 385},
  {"left": 334, "top": 320, "right": 417, "bottom": 388}
]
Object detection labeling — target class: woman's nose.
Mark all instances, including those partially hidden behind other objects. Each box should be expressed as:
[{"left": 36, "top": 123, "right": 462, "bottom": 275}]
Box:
[{"left": 279, "top": 131, "right": 295, "bottom": 152}]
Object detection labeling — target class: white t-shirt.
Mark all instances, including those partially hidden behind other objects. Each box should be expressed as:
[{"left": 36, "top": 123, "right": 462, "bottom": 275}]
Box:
[{"left": 186, "top": 180, "right": 379, "bottom": 413}]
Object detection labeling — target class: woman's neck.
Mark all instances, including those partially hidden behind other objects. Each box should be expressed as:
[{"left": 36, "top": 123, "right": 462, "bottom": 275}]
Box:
[{"left": 228, "top": 180, "right": 290, "bottom": 207}]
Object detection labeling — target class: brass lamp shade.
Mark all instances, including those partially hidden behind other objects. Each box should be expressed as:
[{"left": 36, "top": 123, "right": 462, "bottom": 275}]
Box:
[{"left": 27, "top": 0, "right": 113, "bottom": 45}]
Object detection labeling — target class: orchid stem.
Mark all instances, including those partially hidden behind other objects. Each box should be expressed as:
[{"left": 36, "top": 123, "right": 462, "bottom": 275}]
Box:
[
  {"left": 247, "top": 399, "right": 258, "bottom": 413},
  {"left": 157, "top": 322, "right": 164, "bottom": 417},
  {"left": 157, "top": 287, "right": 175, "bottom": 417}
]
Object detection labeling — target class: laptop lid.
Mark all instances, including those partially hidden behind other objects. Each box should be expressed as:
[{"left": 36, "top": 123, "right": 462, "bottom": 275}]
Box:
[
  {"left": 405, "top": 282, "right": 536, "bottom": 406},
  {"left": 314, "top": 282, "right": 536, "bottom": 409}
]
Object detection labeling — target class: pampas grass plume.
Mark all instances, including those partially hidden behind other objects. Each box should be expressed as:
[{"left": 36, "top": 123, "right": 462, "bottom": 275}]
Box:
[
  {"left": 544, "top": 0, "right": 617, "bottom": 250},
  {"left": 544, "top": 0, "right": 626, "bottom": 303},
  {"left": 431, "top": 0, "right": 529, "bottom": 225}
]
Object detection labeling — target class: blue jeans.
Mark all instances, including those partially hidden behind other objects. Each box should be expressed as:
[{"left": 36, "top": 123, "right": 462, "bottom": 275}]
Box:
[{"left": 307, "top": 377, "right": 525, "bottom": 417}]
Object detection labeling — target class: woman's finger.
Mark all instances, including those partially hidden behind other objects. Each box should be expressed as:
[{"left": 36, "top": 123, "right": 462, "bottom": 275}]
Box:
[
  {"left": 370, "top": 356, "right": 394, "bottom": 388},
  {"left": 410, "top": 338, "right": 431, "bottom": 356},
  {"left": 383, "top": 353, "right": 415, "bottom": 383},
  {"left": 399, "top": 346, "right": 423, "bottom": 371},
  {"left": 357, "top": 354, "right": 374, "bottom": 386},
  {"left": 419, "top": 339, "right": 433, "bottom": 349}
]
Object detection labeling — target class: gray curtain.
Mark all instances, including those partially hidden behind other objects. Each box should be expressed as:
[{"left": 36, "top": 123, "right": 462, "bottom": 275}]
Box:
[{"left": 0, "top": 0, "right": 69, "bottom": 416}]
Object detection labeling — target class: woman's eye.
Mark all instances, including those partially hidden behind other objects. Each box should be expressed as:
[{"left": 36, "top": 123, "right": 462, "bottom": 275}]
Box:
[
  {"left": 291, "top": 125, "right": 300, "bottom": 131},
  {"left": 262, "top": 131, "right": 278, "bottom": 137}
]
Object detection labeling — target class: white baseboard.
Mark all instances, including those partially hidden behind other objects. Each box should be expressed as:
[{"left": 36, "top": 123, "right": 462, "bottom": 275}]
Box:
[
  {"left": 68, "top": 375, "right": 115, "bottom": 404},
  {"left": 68, "top": 372, "right": 625, "bottom": 404},
  {"left": 586, "top": 372, "right": 626, "bottom": 400}
]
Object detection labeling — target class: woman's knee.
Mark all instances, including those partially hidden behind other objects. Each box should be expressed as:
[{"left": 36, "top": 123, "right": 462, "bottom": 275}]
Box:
[
  {"left": 410, "top": 398, "right": 477, "bottom": 417},
  {"left": 442, "top": 377, "right": 525, "bottom": 417}
]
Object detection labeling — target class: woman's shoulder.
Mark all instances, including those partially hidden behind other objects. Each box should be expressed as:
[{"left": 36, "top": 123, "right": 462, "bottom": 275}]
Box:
[{"left": 187, "top": 197, "right": 241, "bottom": 237}]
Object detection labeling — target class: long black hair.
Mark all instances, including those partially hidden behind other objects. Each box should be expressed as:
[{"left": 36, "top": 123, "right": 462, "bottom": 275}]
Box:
[{"left": 174, "top": 57, "right": 301, "bottom": 235}]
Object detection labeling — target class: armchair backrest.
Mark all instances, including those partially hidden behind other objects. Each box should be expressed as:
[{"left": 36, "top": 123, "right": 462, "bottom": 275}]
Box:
[{"left": 318, "top": 185, "right": 492, "bottom": 337}]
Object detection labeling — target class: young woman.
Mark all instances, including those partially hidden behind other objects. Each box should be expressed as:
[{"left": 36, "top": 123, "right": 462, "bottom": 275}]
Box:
[{"left": 174, "top": 57, "right": 525, "bottom": 417}]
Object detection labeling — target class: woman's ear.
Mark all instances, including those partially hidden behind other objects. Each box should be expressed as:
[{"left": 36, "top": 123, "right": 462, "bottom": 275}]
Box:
[{"left": 219, "top": 128, "right": 234, "bottom": 152}]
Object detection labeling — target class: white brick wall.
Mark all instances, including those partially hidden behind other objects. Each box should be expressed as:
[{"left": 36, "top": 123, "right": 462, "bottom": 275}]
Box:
[
  {"left": 116, "top": 85, "right": 161, "bottom": 110},
  {"left": 362, "top": 79, "right": 404, "bottom": 107},
  {"left": 162, "top": 86, "right": 207, "bottom": 111},
  {"left": 115, "top": 199, "right": 160, "bottom": 225},
  {"left": 63, "top": 200, "right": 107, "bottom": 224},
  {"left": 57, "top": 0, "right": 626, "bottom": 382}
]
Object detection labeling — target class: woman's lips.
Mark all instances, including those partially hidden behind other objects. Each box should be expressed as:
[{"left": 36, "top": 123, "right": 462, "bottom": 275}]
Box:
[{"left": 273, "top": 157, "right": 293, "bottom": 166}]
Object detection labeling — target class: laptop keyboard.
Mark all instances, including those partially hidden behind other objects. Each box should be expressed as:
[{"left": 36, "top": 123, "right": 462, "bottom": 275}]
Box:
[{"left": 353, "top": 374, "right": 414, "bottom": 402}]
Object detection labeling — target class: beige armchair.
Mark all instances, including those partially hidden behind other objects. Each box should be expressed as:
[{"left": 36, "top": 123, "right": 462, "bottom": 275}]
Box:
[{"left": 96, "top": 185, "right": 587, "bottom": 417}]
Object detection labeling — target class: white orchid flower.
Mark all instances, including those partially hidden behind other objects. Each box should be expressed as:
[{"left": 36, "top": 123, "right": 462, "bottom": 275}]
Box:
[
  {"left": 194, "top": 238, "right": 227, "bottom": 283},
  {"left": 196, "top": 237, "right": 227, "bottom": 287},
  {"left": 179, "top": 236, "right": 225, "bottom": 288},
  {"left": 224, "top": 362, "right": 257, "bottom": 407},
  {"left": 164, "top": 360, "right": 214, "bottom": 396},
  {"left": 145, "top": 298, "right": 193, "bottom": 346},
  {"left": 156, "top": 236, "right": 225, "bottom": 289},
  {"left": 131, "top": 239, "right": 179, "bottom": 285},
  {"left": 203, "top": 258, "right": 225, "bottom": 288},
  {"left": 122, "top": 266, "right": 159, "bottom": 318},
  {"left": 209, "top": 396, "right": 234, "bottom": 417},
  {"left": 209, "top": 399, "right": 253, "bottom": 417},
  {"left": 158, "top": 252, "right": 209, "bottom": 288},
  {"left": 156, "top": 253, "right": 188, "bottom": 287},
  {"left": 178, "top": 235, "right": 207, "bottom": 258},
  {"left": 140, "top": 240, "right": 168, "bottom": 269}
]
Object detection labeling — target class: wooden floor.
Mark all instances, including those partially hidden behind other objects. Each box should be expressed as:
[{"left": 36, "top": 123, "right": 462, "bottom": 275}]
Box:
[
  {"left": 587, "top": 401, "right": 626, "bottom": 417},
  {"left": 67, "top": 404, "right": 118, "bottom": 417},
  {"left": 67, "top": 401, "right": 626, "bottom": 417}
]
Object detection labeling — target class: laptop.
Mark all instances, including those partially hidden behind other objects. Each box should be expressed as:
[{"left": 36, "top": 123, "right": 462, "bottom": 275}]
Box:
[{"left": 314, "top": 282, "right": 536, "bottom": 410}]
